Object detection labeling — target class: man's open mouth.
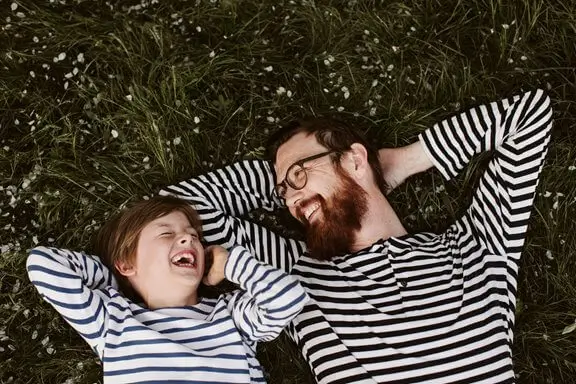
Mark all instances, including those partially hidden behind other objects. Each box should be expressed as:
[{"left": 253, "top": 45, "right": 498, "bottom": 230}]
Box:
[
  {"left": 170, "top": 252, "right": 196, "bottom": 268},
  {"left": 298, "top": 200, "right": 322, "bottom": 224}
]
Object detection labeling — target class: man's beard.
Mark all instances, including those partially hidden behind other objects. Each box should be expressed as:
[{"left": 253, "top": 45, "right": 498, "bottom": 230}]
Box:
[{"left": 299, "top": 169, "right": 368, "bottom": 261}]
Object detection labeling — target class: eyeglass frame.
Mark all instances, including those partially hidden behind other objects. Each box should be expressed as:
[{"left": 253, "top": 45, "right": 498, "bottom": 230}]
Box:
[{"left": 273, "top": 150, "right": 341, "bottom": 199}]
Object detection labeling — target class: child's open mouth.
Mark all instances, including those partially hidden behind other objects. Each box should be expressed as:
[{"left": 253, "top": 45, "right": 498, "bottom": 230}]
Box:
[{"left": 170, "top": 252, "right": 196, "bottom": 269}]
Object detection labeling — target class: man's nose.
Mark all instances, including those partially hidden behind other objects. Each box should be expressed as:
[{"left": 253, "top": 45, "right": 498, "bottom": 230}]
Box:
[{"left": 284, "top": 186, "right": 303, "bottom": 209}]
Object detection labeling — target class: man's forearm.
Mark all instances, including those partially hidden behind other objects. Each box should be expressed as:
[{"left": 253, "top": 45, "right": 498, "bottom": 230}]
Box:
[{"left": 378, "top": 140, "right": 434, "bottom": 190}]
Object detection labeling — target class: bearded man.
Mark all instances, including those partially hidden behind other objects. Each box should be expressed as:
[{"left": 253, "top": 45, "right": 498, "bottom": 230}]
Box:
[{"left": 161, "top": 89, "right": 552, "bottom": 384}]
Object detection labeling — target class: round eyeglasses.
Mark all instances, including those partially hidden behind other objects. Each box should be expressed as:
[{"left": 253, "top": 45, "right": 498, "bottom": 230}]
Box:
[{"left": 274, "top": 150, "right": 339, "bottom": 199}]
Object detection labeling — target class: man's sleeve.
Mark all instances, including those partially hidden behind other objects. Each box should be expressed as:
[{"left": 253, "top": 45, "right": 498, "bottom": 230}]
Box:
[
  {"left": 160, "top": 159, "right": 306, "bottom": 272},
  {"left": 223, "top": 246, "right": 309, "bottom": 342},
  {"left": 26, "top": 246, "right": 113, "bottom": 358},
  {"left": 418, "top": 89, "right": 553, "bottom": 260}
]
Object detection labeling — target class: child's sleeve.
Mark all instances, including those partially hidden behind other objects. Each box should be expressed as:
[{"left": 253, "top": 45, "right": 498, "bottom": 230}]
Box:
[
  {"left": 223, "top": 245, "right": 309, "bottom": 342},
  {"left": 26, "top": 246, "right": 114, "bottom": 358}
]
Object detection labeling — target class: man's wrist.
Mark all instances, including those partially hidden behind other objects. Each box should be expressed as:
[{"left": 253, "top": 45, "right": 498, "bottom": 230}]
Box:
[{"left": 401, "top": 141, "right": 434, "bottom": 178}]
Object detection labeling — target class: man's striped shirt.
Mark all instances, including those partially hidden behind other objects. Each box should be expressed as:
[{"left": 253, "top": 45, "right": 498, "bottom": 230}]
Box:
[
  {"left": 27, "top": 245, "right": 308, "bottom": 383},
  {"left": 161, "top": 90, "right": 552, "bottom": 383}
]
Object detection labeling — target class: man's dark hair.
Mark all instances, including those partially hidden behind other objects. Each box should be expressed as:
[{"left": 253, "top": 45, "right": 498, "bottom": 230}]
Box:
[{"left": 267, "top": 116, "right": 388, "bottom": 195}]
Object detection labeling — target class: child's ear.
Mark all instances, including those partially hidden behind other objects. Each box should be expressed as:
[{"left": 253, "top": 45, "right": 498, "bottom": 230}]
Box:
[{"left": 115, "top": 260, "right": 136, "bottom": 277}]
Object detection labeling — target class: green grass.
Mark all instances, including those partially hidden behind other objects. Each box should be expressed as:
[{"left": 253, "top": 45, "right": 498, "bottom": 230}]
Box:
[{"left": 1, "top": 0, "right": 575, "bottom": 383}]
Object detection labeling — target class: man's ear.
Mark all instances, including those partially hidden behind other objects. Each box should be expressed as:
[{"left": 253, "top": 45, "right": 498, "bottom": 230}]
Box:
[
  {"left": 115, "top": 260, "right": 136, "bottom": 277},
  {"left": 347, "top": 143, "right": 370, "bottom": 176}
]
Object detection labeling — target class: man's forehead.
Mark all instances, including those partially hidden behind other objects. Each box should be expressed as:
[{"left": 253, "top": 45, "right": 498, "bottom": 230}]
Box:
[{"left": 274, "top": 132, "right": 325, "bottom": 171}]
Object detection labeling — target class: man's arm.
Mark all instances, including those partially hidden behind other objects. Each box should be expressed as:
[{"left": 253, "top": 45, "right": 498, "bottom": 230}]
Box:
[
  {"left": 160, "top": 159, "right": 306, "bottom": 272},
  {"left": 383, "top": 89, "right": 553, "bottom": 258},
  {"left": 223, "top": 245, "right": 309, "bottom": 342},
  {"left": 26, "top": 246, "right": 113, "bottom": 358}
]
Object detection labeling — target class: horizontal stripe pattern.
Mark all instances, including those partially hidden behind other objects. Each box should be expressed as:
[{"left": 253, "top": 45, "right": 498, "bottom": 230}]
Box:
[
  {"left": 161, "top": 90, "right": 552, "bottom": 383},
  {"left": 27, "top": 245, "right": 307, "bottom": 383}
]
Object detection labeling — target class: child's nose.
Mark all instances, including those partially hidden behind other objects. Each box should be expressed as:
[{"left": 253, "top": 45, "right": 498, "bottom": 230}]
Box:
[{"left": 179, "top": 233, "right": 192, "bottom": 244}]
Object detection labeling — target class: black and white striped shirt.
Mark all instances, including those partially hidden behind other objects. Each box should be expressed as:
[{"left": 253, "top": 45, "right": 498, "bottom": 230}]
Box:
[{"left": 161, "top": 89, "right": 552, "bottom": 383}]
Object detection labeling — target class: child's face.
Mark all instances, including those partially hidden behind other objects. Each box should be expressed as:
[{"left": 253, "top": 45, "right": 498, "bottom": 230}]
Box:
[{"left": 122, "top": 210, "right": 205, "bottom": 305}]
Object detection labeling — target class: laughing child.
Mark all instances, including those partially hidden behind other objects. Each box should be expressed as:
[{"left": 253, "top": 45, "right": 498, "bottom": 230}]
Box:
[{"left": 27, "top": 195, "right": 308, "bottom": 383}]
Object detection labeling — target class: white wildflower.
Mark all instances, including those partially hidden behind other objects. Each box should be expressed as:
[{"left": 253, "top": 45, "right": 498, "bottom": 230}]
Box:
[
  {"left": 58, "top": 52, "right": 66, "bottom": 61},
  {"left": 266, "top": 116, "right": 275, "bottom": 123},
  {"left": 196, "top": 26, "right": 201, "bottom": 32},
  {"left": 77, "top": 53, "right": 84, "bottom": 63},
  {"left": 263, "top": 65, "right": 273, "bottom": 72},
  {"left": 11, "top": 2, "right": 18, "bottom": 11},
  {"left": 29, "top": 71, "right": 35, "bottom": 78},
  {"left": 209, "top": 51, "right": 215, "bottom": 58},
  {"left": 193, "top": 127, "right": 200, "bottom": 134},
  {"left": 126, "top": 94, "right": 132, "bottom": 101},
  {"left": 387, "top": 64, "right": 394, "bottom": 71},
  {"left": 568, "top": 165, "right": 576, "bottom": 171},
  {"left": 337, "top": 106, "right": 344, "bottom": 112},
  {"left": 562, "top": 320, "right": 576, "bottom": 335},
  {"left": 32, "top": 36, "right": 39, "bottom": 43},
  {"left": 341, "top": 86, "right": 350, "bottom": 99},
  {"left": 545, "top": 250, "right": 553, "bottom": 260},
  {"left": 173, "top": 137, "right": 181, "bottom": 145},
  {"left": 502, "top": 24, "right": 510, "bottom": 30},
  {"left": 194, "top": 116, "right": 200, "bottom": 124},
  {"left": 111, "top": 129, "right": 118, "bottom": 138},
  {"left": 276, "top": 86, "right": 286, "bottom": 95},
  {"left": 371, "top": 79, "right": 378, "bottom": 87},
  {"left": 12, "top": 280, "right": 20, "bottom": 293}
]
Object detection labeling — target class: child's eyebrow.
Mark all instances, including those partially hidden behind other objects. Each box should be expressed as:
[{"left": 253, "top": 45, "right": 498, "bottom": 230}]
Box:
[{"left": 154, "top": 223, "right": 197, "bottom": 232}]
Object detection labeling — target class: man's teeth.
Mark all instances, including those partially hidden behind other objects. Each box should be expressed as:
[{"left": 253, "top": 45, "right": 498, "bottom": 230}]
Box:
[{"left": 303, "top": 203, "right": 320, "bottom": 220}]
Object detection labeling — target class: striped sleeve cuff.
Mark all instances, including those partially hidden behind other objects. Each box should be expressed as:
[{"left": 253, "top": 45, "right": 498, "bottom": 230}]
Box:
[
  {"left": 418, "top": 131, "right": 456, "bottom": 181},
  {"left": 223, "top": 245, "right": 252, "bottom": 285}
]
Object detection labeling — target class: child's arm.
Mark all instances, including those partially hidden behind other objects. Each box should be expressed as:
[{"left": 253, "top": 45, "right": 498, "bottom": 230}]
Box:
[
  {"left": 208, "top": 245, "right": 309, "bottom": 342},
  {"left": 26, "top": 246, "right": 113, "bottom": 358}
]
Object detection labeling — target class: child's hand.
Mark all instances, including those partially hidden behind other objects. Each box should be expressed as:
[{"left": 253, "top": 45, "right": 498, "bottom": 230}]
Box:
[{"left": 202, "top": 245, "right": 229, "bottom": 286}]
